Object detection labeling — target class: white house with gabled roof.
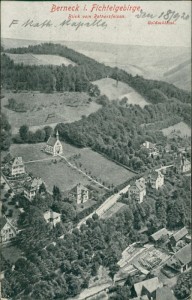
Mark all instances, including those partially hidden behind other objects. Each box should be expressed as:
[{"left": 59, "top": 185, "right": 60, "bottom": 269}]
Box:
[
  {"left": 129, "top": 177, "right": 146, "bottom": 203},
  {"left": 10, "top": 157, "right": 25, "bottom": 176}
]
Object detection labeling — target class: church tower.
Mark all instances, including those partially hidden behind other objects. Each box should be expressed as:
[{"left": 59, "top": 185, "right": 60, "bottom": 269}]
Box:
[{"left": 56, "top": 130, "right": 59, "bottom": 141}]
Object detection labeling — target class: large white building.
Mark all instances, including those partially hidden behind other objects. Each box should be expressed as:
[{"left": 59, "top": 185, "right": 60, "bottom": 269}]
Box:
[
  {"left": 76, "top": 183, "right": 89, "bottom": 204},
  {"left": 180, "top": 158, "right": 191, "bottom": 173},
  {"left": 0, "top": 217, "right": 17, "bottom": 244},
  {"left": 44, "top": 131, "right": 63, "bottom": 156},
  {"left": 23, "top": 177, "right": 43, "bottom": 201},
  {"left": 10, "top": 157, "right": 25, "bottom": 177},
  {"left": 148, "top": 170, "right": 164, "bottom": 190},
  {"left": 129, "top": 177, "right": 146, "bottom": 203}
]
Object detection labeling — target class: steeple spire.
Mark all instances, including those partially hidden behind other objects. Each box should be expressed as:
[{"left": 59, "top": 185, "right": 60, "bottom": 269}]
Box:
[{"left": 56, "top": 130, "right": 59, "bottom": 141}]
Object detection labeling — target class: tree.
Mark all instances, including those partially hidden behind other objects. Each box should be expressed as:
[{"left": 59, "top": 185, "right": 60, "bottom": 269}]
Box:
[
  {"left": 109, "top": 264, "right": 120, "bottom": 281},
  {"left": 1, "top": 114, "right": 12, "bottom": 150},
  {"left": 92, "top": 213, "right": 99, "bottom": 221},
  {"left": 44, "top": 126, "right": 53, "bottom": 141},
  {"left": 68, "top": 277, "right": 81, "bottom": 296},
  {"left": 174, "top": 271, "right": 191, "bottom": 299},
  {"left": 52, "top": 185, "right": 62, "bottom": 202},
  {"left": 39, "top": 182, "right": 47, "bottom": 194},
  {"left": 8, "top": 98, "right": 16, "bottom": 110},
  {"left": 109, "top": 285, "right": 131, "bottom": 300},
  {"left": 34, "top": 129, "right": 46, "bottom": 142},
  {"left": 19, "top": 125, "right": 29, "bottom": 142}
]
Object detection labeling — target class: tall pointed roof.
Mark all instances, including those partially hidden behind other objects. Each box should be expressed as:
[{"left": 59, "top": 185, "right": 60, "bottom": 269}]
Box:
[
  {"left": 46, "top": 131, "right": 61, "bottom": 146},
  {"left": 46, "top": 136, "right": 57, "bottom": 147}
]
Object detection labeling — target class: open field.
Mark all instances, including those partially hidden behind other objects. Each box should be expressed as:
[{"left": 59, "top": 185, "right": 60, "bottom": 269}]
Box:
[
  {"left": 10, "top": 143, "right": 48, "bottom": 161},
  {"left": 162, "top": 121, "right": 191, "bottom": 138},
  {"left": 92, "top": 78, "right": 149, "bottom": 107},
  {"left": 5, "top": 53, "right": 76, "bottom": 66},
  {"left": 71, "top": 148, "right": 135, "bottom": 186},
  {"left": 9, "top": 142, "right": 135, "bottom": 191},
  {"left": 25, "top": 159, "right": 90, "bottom": 193},
  {"left": 2, "top": 91, "right": 101, "bottom": 133}
]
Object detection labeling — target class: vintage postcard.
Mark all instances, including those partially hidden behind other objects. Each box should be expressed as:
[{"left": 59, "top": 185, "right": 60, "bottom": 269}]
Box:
[{"left": 1, "top": 1, "right": 191, "bottom": 300}]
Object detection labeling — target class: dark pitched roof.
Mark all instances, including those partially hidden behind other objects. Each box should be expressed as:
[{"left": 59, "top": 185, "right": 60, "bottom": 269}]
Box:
[
  {"left": 151, "top": 228, "right": 168, "bottom": 241},
  {"left": 46, "top": 136, "right": 57, "bottom": 147},
  {"left": 0, "top": 217, "right": 7, "bottom": 231},
  {"left": 134, "top": 277, "right": 162, "bottom": 296},
  {"left": 174, "top": 243, "right": 191, "bottom": 265},
  {"left": 171, "top": 227, "right": 188, "bottom": 242},
  {"left": 0, "top": 217, "right": 17, "bottom": 232},
  {"left": 24, "top": 177, "right": 42, "bottom": 191},
  {"left": 130, "top": 178, "right": 146, "bottom": 192},
  {"left": 12, "top": 157, "right": 24, "bottom": 166},
  {"left": 156, "top": 286, "right": 176, "bottom": 300},
  {"left": 149, "top": 170, "right": 163, "bottom": 180}
]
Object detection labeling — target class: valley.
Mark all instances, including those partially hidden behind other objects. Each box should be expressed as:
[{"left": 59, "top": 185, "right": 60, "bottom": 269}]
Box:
[{"left": 1, "top": 40, "right": 191, "bottom": 300}]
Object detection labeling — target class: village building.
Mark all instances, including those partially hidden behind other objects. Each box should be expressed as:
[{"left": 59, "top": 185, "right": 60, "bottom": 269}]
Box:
[
  {"left": 150, "top": 228, "right": 169, "bottom": 244},
  {"left": 43, "top": 210, "right": 61, "bottom": 227},
  {"left": 185, "top": 234, "right": 192, "bottom": 243},
  {"left": 141, "top": 141, "right": 159, "bottom": 157},
  {"left": 147, "top": 170, "right": 164, "bottom": 190},
  {"left": 11, "top": 157, "right": 25, "bottom": 176},
  {"left": 166, "top": 243, "right": 191, "bottom": 273},
  {"left": 133, "top": 277, "right": 163, "bottom": 299},
  {"left": 23, "top": 177, "right": 43, "bottom": 201},
  {"left": 180, "top": 157, "right": 191, "bottom": 173},
  {"left": 76, "top": 183, "right": 89, "bottom": 204},
  {"left": 4, "top": 157, "right": 25, "bottom": 177},
  {"left": 129, "top": 177, "right": 146, "bottom": 203},
  {"left": 0, "top": 216, "right": 17, "bottom": 244},
  {"left": 156, "top": 286, "right": 177, "bottom": 300},
  {"left": 44, "top": 131, "right": 63, "bottom": 156},
  {"left": 170, "top": 227, "right": 188, "bottom": 247},
  {"left": 142, "top": 141, "right": 156, "bottom": 150}
]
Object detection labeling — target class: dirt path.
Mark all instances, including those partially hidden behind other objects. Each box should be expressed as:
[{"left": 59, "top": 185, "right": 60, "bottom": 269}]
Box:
[{"left": 58, "top": 154, "right": 109, "bottom": 191}]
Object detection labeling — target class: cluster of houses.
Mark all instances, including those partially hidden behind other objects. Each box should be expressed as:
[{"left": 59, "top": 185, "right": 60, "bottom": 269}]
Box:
[
  {"left": 141, "top": 141, "right": 159, "bottom": 158},
  {"left": 129, "top": 226, "right": 191, "bottom": 300},
  {"left": 149, "top": 226, "right": 191, "bottom": 274},
  {"left": 1, "top": 133, "right": 90, "bottom": 244},
  {"left": 128, "top": 140, "right": 191, "bottom": 204},
  {"left": 129, "top": 170, "right": 164, "bottom": 203},
  {"left": 142, "top": 140, "right": 191, "bottom": 174}
]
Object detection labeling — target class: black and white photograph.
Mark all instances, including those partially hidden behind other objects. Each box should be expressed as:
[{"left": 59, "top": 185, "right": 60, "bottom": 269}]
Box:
[{"left": 0, "top": 1, "right": 191, "bottom": 299}]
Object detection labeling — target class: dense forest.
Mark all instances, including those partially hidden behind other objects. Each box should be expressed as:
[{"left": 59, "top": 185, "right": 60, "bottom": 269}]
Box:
[
  {"left": 1, "top": 113, "right": 12, "bottom": 151},
  {"left": 1, "top": 172, "right": 191, "bottom": 299},
  {"left": 56, "top": 100, "right": 190, "bottom": 171},
  {"left": 1, "top": 43, "right": 191, "bottom": 104}
]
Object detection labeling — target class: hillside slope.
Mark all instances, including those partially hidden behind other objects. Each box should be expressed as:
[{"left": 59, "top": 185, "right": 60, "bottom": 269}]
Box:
[{"left": 2, "top": 38, "right": 191, "bottom": 91}]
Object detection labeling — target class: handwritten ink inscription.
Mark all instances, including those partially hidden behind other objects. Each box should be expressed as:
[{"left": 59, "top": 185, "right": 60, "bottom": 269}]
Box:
[
  {"left": 9, "top": 19, "right": 108, "bottom": 31},
  {"left": 135, "top": 9, "right": 190, "bottom": 22}
]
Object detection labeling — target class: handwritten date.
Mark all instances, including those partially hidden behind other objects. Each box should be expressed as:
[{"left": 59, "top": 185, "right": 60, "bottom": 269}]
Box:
[{"left": 136, "top": 9, "right": 190, "bottom": 22}]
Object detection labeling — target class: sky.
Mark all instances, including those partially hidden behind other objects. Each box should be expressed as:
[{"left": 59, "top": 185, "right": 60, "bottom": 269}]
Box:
[{"left": 1, "top": 1, "right": 191, "bottom": 47}]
